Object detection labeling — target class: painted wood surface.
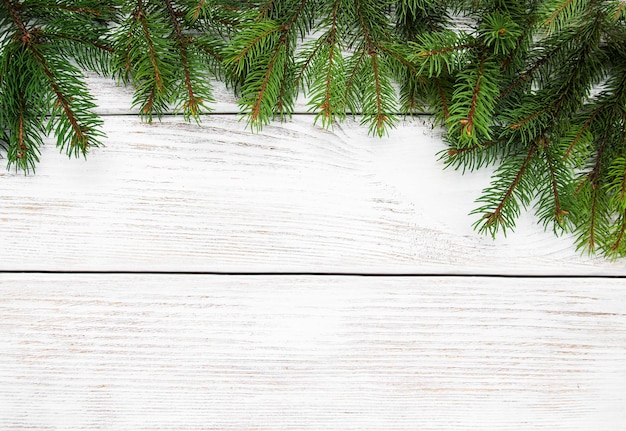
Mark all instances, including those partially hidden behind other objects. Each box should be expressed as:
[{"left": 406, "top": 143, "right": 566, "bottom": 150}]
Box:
[
  {"left": 1, "top": 112, "right": 625, "bottom": 274},
  {"left": 1, "top": 74, "right": 624, "bottom": 273},
  {"left": 1, "top": 74, "right": 625, "bottom": 430},
  {"left": 2, "top": 274, "right": 626, "bottom": 431}
]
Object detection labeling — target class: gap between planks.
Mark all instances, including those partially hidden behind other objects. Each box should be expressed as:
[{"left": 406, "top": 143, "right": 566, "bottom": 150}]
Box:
[{"left": 1, "top": 270, "right": 626, "bottom": 279}]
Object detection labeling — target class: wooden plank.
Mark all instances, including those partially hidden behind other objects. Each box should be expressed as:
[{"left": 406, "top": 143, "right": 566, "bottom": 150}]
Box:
[
  {"left": 1, "top": 115, "right": 624, "bottom": 274},
  {"left": 1, "top": 274, "right": 625, "bottom": 430}
]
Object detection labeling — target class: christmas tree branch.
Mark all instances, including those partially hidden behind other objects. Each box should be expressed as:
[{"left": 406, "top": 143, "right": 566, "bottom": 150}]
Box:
[
  {"left": 434, "top": 78, "right": 450, "bottom": 120},
  {"left": 1, "top": 0, "right": 106, "bottom": 171},
  {"left": 164, "top": 0, "right": 203, "bottom": 119},
  {"left": 296, "top": 0, "right": 347, "bottom": 127},
  {"left": 224, "top": 0, "right": 316, "bottom": 128},
  {"left": 575, "top": 127, "right": 609, "bottom": 252},
  {"left": 4, "top": 0, "right": 28, "bottom": 37},
  {"left": 27, "top": 3, "right": 104, "bottom": 15},
  {"left": 561, "top": 109, "right": 598, "bottom": 162},
  {"left": 32, "top": 48, "right": 88, "bottom": 150},
  {"left": 542, "top": 147, "right": 570, "bottom": 228},
  {"left": 45, "top": 33, "right": 114, "bottom": 53},
  {"left": 448, "top": 57, "right": 499, "bottom": 145},
  {"left": 473, "top": 143, "right": 538, "bottom": 236},
  {"left": 346, "top": 0, "right": 397, "bottom": 136}
]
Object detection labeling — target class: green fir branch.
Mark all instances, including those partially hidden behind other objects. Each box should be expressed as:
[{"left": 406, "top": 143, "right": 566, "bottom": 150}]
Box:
[
  {"left": 224, "top": 0, "right": 317, "bottom": 129},
  {"left": 472, "top": 143, "right": 539, "bottom": 236},
  {"left": 112, "top": 0, "right": 219, "bottom": 121},
  {"left": 0, "top": 0, "right": 109, "bottom": 172},
  {"left": 345, "top": 0, "right": 398, "bottom": 136},
  {"left": 541, "top": 0, "right": 591, "bottom": 34},
  {"left": 535, "top": 144, "right": 573, "bottom": 232},
  {"left": 296, "top": 0, "right": 348, "bottom": 127},
  {"left": 409, "top": 30, "right": 474, "bottom": 77},
  {"left": 447, "top": 57, "right": 499, "bottom": 146}
]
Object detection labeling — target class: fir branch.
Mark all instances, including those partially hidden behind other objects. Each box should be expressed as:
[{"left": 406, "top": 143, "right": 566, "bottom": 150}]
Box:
[
  {"left": 224, "top": 21, "right": 288, "bottom": 128},
  {"left": 258, "top": 0, "right": 278, "bottom": 20},
  {"left": 346, "top": 0, "right": 398, "bottom": 136},
  {"left": 434, "top": 77, "right": 451, "bottom": 120},
  {"left": 4, "top": 0, "right": 28, "bottom": 38},
  {"left": 504, "top": 100, "right": 551, "bottom": 145},
  {"left": 441, "top": 138, "right": 505, "bottom": 172},
  {"left": 542, "top": 0, "right": 590, "bottom": 33},
  {"left": 368, "top": 51, "right": 392, "bottom": 135},
  {"left": 114, "top": 0, "right": 169, "bottom": 118},
  {"left": 472, "top": 143, "right": 538, "bottom": 236},
  {"left": 378, "top": 42, "right": 428, "bottom": 114},
  {"left": 137, "top": 3, "right": 160, "bottom": 88},
  {"left": 0, "top": 0, "right": 107, "bottom": 171},
  {"left": 225, "top": 0, "right": 319, "bottom": 128},
  {"left": 164, "top": 0, "right": 208, "bottom": 120},
  {"left": 560, "top": 108, "right": 599, "bottom": 165},
  {"left": 344, "top": 47, "right": 366, "bottom": 105},
  {"left": 536, "top": 146, "right": 572, "bottom": 231},
  {"left": 609, "top": 210, "right": 626, "bottom": 256},
  {"left": 607, "top": 157, "right": 626, "bottom": 212},
  {"left": 499, "top": 9, "right": 537, "bottom": 74},
  {"left": 44, "top": 33, "right": 114, "bottom": 54},
  {"left": 573, "top": 123, "right": 611, "bottom": 253},
  {"left": 297, "top": 10, "right": 347, "bottom": 127},
  {"left": 448, "top": 57, "right": 499, "bottom": 145},
  {"left": 409, "top": 30, "right": 474, "bottom": 77},
  {"left": 32, "top": 48, "right": 90, "bottom": 152},
  {"left": 547, "top": 152, "right": 566, "bottom": 224},
  {"left": 479, "top": 11, "right": 523, "bottom": 56},
  {"left": 395, "top": 0, "right": 448, "bottom": 39},
  {"left": 226, "top": 21, "right": 281, "bottom": 73},
  {"left": 604, "top": 126, "right": 626, "bottom": 256},
  {"left": 304, "top": 33, "right": 346, "bottom": 127},
  {"left": 189, "top": 0, "right": 209, "bottom": 21},
  {"left": 112, "top": 0, "right": 219, "bottom": 121},
  {"left": 498, "top": 52, "right": 551, "bottom": 101},
  {"left": 248, "top": 42, "right": 287, "bottom": 126},
  {"left": 610, "top": 1, "right": 626, "bottom": 22}
]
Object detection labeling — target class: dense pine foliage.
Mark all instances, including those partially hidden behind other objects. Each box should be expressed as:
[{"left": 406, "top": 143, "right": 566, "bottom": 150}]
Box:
[{"left": 1, "top": 0, "right": 626, "bottom": 257}]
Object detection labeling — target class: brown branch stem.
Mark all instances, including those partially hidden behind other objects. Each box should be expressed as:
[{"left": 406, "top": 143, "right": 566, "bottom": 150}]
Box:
[
  {"left": 30, "top": 47, "right": 87, "bottom": 150},
  {"left": 486, "top": 145, "right": 537, "bottom": 225},
  {"left": 4, "top": 0, "right": 30, "bottom": 41}
]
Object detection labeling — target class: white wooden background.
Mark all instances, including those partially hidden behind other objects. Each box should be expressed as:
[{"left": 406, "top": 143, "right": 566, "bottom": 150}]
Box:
[{"left": 1, "top": 75, "right": 626, "bottom": 430}]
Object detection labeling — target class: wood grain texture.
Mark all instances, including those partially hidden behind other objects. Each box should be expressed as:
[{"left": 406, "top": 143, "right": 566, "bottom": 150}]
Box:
[
  {"left": 1, "top": 274, "right": 625, "bottom": 430},
  {"left": 1, "top": 114, "right": 624, "bottom": 274},
  {"left": 2, "top": 46, "right": 624, "bottom": 431}
]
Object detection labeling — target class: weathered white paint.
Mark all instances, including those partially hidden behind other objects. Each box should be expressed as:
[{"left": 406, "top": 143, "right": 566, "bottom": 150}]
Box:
[
  {"left": 1, "top": 274, "right": 625, "bottom": 431},
  {"left": 2, "top": 74, "right": 625, "bottom": 431},
  {"left": 0, "top": 113, "right": 623, "bottom": 274}
]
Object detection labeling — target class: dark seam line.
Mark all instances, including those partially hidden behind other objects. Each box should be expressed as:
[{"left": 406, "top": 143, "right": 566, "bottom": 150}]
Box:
[
  {"left": 93, "top": 112, "right": 436, "bottom": 117},
  {"left": 1, "top": 270, "right": 624, "bottom": 279}
]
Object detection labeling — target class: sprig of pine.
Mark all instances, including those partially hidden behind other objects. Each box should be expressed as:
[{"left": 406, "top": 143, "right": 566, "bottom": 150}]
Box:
[
  {"left": 0, "top": 0, "right": 115, "bottom": 172},
  {"left": 111, "top": 0, "right": 231, "bottom": 121},
  {"left": 222, "top": 0, "right": 318, "bottom": 130}
]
